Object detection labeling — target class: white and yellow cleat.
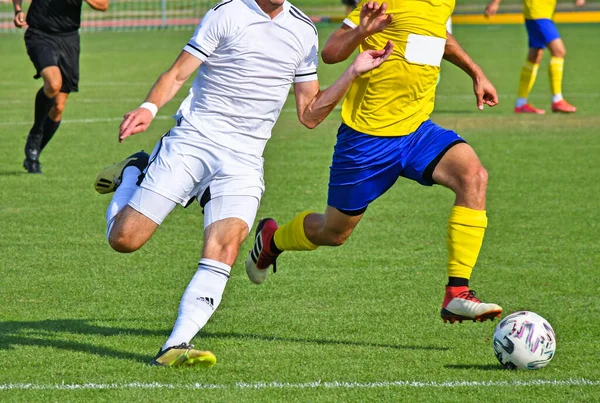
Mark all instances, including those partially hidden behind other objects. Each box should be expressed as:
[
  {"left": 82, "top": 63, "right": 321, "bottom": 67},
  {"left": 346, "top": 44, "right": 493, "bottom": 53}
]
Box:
[
  {"left": 150, "top": 343, "right": 216, "bottom": 368},
  {"left": 94, "top": 151, "right": 149, "bottom": 194},
  {"left": 441, "top": 286, "right": 502, "bottom": 324}
]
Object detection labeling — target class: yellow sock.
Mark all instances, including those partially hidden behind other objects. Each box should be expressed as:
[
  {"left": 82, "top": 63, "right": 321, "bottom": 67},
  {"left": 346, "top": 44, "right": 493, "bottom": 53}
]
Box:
[
  {"left": 446, "top": 206, "right": 487, "bottom": 280},
  {"left": 273, "top": 211, "right": 318, "bottom": 251},
  {"left": 549, "top": 56, "right": 564, "bottom": 98},
  {"left": 517, "top": 61, "right": 539, "bottom": 99}
]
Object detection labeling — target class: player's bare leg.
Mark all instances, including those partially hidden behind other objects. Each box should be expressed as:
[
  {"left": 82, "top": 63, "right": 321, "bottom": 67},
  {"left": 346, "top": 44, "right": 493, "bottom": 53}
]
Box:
[
  {"left": 433, "top": 143, "right": 502, "bottom": 323},
  {"left": 154, "top": 217, "right": 249, "bottom": 367},
  {"left": 108, "top": 206, "right": 159, "bottom": 253},
  {"left": 246, "top": 207, "right": 362, "bottom": 284},
  {"left": 24, "top": 66, "right": 62, "bottom": 173},
  {"left": 546, "top": 38, "right": 576, "bottom": 113},
  {"left": 515, "top": 48, "right": 545, "bottom": 114}
]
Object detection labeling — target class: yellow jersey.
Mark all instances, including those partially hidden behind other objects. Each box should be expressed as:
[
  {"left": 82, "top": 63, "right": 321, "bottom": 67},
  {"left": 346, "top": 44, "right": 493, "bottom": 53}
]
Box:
[
  {"left": 523, "top": 0, "right": 557, "bottom": 20},
  {"left": 341, "top": 0, "right": 454, "bottom": 137}
]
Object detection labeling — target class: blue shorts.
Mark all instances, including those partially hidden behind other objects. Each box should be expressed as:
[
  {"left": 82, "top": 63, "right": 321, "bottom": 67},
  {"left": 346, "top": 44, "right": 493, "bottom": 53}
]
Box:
[
  {"left": 328, "top": 120, "right": 466, "bottom": 213},
  {"left": 525, "top": 19, "right": 560, "bottom": 49}
]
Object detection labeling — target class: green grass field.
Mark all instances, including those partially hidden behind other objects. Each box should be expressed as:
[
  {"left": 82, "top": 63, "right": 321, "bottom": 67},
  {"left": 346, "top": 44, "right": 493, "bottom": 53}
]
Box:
[{"left": 1, "top": 23, "right": 600, "bottom": 401}]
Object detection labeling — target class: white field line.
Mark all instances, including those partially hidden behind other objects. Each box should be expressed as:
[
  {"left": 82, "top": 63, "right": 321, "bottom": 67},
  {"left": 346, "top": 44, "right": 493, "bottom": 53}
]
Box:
[{"left": 1, "top": 379, "right": 599, "bottom": 391}]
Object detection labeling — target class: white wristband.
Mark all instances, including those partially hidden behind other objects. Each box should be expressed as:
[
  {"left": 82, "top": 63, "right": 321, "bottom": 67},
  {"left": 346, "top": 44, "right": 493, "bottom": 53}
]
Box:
[{"left": 140, "top": 102, "right": 158, "bottom": 118}]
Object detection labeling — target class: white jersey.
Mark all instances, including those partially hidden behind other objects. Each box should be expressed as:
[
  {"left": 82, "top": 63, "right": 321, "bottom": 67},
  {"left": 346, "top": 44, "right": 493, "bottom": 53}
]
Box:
[{"left": 177, "top": 0, "right": 319, "bottom": 156}]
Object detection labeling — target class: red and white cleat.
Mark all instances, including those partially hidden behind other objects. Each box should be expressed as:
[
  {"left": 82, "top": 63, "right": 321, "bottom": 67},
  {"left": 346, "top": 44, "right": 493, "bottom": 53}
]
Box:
[
  {"left": 441, "top": 286, "right": 502, "bottom": 324},
  {"left": 245, "top": 218, "right": 281, "bottom": 284},
  {"left": 551, "top": 99, "right": 577, "bottom": 113},
  {"left": 514, "top": 103, "right": 545, "bottom": 114}
]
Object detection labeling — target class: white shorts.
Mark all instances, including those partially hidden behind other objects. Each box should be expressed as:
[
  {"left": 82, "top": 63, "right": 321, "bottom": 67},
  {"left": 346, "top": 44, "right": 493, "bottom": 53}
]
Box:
[{"left": 128, "top": 117, "right": 265, "bottom": 230}]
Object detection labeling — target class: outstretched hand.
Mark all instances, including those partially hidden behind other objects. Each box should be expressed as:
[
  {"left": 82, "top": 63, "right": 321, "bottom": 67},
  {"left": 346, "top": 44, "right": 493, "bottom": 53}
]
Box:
[
  {"left": 119, "top": 108, "right": 154, "bottom": 142},
  {"left": 473, "top": 75, "right": 499, "bottom": 110},
  {"left": 351, "top": 40, "right": 394, "bottom": 76},
  {"left": 359, "top": 1, "right": 393, "bottom": 36}
]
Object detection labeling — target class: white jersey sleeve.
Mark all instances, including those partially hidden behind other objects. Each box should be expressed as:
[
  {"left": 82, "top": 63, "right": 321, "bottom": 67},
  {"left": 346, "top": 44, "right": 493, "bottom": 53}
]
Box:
[
  {"left": 183, "top": 1, "right": 234, "bottom": 61},
  {"left": 294, "top": 31, "right": 319, "bottom": 83}
]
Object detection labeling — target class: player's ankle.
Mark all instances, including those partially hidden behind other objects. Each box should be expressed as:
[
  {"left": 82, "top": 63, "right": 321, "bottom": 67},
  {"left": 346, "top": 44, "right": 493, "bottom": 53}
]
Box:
[
  {"left": 270, "top": 237, "right": 282, "bottom": 255},
  {"left": 447, "top": 277, "right": 469, "bottom": 287}
]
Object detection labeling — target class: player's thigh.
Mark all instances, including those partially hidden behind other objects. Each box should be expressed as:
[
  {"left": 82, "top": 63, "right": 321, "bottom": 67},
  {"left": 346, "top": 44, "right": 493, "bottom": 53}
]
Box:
[
  {"left": 431, "top": 142, "right": 486, "bottom": 192},
  {"left": 202, "top": 195, "right": 259, "bottom": 265}
]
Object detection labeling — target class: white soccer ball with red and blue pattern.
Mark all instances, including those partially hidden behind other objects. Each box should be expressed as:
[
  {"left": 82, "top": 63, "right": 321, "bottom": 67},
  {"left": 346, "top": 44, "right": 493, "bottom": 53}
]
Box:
[{"left": 493, "top": 311, "right": 556, "bottom": 370}]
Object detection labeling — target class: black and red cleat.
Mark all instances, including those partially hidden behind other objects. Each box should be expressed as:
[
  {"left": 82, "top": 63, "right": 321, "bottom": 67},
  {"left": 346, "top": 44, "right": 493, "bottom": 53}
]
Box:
[
  {"left": 441, "top": 286, "right": 502, "bottom": 324},
  {"left": 245, "top": 218, "right": 281, "bottom": 284}
]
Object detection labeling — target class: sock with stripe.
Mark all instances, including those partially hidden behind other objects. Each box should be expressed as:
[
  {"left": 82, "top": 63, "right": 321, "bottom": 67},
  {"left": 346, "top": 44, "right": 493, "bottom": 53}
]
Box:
[
  {"left": 162, "top": 258, "right": 231, "bottom": 350},
  {"left": 516, "top": 61, "right": 539, "bottom": 107},
  {"left": 446, "top": 206, "right": 488, "bottom": 281},
  {"left": 105, "top": 166, "right": 140, "bottom": 239},
  {"left": 549, "top": 56, "right": 564, "bottom": 103},
  {"left": 273, "top": 211, "right": 318, "bottom": 251}
]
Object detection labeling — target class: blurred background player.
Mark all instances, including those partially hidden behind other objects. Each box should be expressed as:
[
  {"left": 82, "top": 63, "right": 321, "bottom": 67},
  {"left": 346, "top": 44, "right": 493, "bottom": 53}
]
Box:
[
  {"left": 12, "top": 0, "right": 109, "bottom": 174},
  {"left": 485, "top": 0, "right": 586, "bottom": 114},
  {"left": 342, "top": 0, "right": 358, "bottom": 14},
  {"left": 247, "top": 1, "right": 503, "bottom": 325}
]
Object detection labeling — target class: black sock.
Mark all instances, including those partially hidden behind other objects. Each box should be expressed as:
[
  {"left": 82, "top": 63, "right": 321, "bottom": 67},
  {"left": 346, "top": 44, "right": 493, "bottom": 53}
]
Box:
[
  {"left": 25, "top": 87, "right": 55, "bottom": 160},
  {"left": 447, "top": 277, "right": 469, "bottom": 287},
  {"left": 40, "top": 118, "right": 61, "bottom": 151},
  {"left": 270, "top": 237, "right": 282, "bottom": 254}
]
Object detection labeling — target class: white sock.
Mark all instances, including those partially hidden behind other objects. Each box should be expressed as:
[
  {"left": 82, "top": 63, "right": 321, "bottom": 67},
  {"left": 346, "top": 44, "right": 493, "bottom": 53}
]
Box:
[
  {"left": 162, "top": 258, "right": 231, "bottom": 350},
  {"left": 552, "top": 93, "right": 563, "bottom": 103},
  {"left": 105, "top": 166, "right": 141, "bottom": 239},
  {"left": 515, "top": 98, "right": 528, "bottom": 108}
]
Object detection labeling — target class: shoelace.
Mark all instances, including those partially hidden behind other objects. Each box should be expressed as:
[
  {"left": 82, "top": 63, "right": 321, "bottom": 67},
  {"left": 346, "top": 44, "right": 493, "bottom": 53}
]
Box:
[{"left": 455, "top": 289, "right": 482, "bottom": 303}]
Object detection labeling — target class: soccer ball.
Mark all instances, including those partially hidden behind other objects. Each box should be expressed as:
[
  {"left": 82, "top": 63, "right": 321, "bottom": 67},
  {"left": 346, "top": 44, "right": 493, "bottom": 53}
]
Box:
[{"left": 492, "top": 311, "right": 556, "bottom": 370}]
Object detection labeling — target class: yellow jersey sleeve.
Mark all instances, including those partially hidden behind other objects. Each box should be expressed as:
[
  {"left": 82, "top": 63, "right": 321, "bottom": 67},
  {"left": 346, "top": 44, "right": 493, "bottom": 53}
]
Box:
[{"left": 343, "top": 4, "right": 361, "bottom": 28}]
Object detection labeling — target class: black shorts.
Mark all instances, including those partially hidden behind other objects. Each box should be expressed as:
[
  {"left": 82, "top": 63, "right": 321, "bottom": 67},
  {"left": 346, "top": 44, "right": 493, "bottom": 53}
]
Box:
[
  {"left": 342, "top": 0, "right": 358, "bottom": 7},
  {"left": 24, "top": 28, "right": 80, "bottom": 93}
]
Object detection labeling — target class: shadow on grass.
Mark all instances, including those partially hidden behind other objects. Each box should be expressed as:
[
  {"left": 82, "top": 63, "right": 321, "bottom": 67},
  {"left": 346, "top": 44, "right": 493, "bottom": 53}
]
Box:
[
  {"left": 445, "top": 364, "right": 503, "bottom": 371},
  {"left": 0, "top": 319, "right": 162, "bottom": 363},
  {"left": 0, "top": 319, "right": 449, "bottom": 364},
  {"left": 202, "top": 331, "right": 450, "bottom": 352}
]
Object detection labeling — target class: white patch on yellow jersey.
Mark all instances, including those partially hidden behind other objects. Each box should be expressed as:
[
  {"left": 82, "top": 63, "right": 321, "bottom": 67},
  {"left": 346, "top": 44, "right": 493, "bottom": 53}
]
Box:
[{"left": 404, "top": 34, "right": 446, "bottom": 67}]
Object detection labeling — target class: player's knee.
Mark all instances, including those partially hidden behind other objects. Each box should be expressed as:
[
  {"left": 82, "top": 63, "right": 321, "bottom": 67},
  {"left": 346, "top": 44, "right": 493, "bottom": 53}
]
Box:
[
  {"left": 108, "top": 228, "right": 142, "bottom": 253},
  {"left": 44, "top": 81, "right": 62, "bottom": 99},
  {"left": 203, "top": 241, "right": 240, "bottom": 266},
  {"left": 553, "top": 48, "right": 566, "bottom": 58},
  {"left": 323, "top": 229, "right": 350, "bottom": 247},
  {"left": 462, "top": 165, "right": 488, "bottom": 193}
]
